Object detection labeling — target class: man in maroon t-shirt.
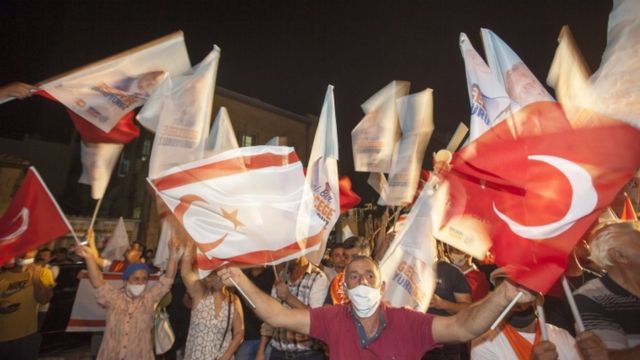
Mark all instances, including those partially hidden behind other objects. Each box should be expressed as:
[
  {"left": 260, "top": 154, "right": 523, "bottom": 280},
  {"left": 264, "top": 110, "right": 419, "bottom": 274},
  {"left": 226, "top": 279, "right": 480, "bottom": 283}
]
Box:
[{"left": 218, "top": 256, "right": 535, "bottom": 359}]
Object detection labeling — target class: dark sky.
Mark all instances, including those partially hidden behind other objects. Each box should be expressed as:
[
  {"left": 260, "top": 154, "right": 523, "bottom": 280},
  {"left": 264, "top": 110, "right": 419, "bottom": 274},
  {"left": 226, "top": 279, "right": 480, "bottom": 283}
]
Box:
[{"left": 0, "top": 0, "right": 613, "bottom": 202}]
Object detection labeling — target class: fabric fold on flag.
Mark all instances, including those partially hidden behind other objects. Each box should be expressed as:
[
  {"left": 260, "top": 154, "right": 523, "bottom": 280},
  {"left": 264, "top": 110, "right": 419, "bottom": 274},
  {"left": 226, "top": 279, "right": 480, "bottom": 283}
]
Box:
[
  {"left": 0, "top": 168, "right": 71, "bottom": 266},
  {"left": 620, "top": 193, "right": 638, "bottom": 221}
]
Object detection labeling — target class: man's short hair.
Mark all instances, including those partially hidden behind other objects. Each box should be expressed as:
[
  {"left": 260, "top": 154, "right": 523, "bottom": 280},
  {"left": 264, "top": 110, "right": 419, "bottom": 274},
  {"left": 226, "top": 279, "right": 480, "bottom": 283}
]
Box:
[
  {"left": 342, "top": 236, "right": 359, "bottom": 249},
  {"left": 588, "top": 221, "right": 640, "bottom": 268},
  {"left": 330, "top": 243, "right": 346, "bottom": 254}
]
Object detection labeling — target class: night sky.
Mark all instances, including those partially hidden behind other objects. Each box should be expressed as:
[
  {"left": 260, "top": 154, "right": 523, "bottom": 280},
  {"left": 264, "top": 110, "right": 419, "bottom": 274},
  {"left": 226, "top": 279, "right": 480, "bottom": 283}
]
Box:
[{"left": 0, "top": 0, "right": 613, "bottom": 202}]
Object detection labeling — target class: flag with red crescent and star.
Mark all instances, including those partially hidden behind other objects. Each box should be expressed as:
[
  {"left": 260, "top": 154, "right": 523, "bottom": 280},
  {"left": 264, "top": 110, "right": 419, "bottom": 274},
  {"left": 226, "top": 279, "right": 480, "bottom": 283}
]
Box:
[{"left": 0, "top": 167, "right": 71, "bottom": 266}]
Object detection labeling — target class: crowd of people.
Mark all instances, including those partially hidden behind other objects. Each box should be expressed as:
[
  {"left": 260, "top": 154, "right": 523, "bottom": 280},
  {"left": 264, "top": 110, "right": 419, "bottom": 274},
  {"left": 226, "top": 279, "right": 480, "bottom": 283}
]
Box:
[
  {"left": 1, "top": 209, "right": 638, "bottom": 359},
  {"left": 1, "top": 83, "right": 639, "bottom": 360}
]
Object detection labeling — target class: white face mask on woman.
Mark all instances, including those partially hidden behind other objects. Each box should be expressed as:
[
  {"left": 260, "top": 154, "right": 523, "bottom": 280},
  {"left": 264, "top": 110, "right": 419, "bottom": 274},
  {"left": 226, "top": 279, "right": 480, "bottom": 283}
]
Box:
[
  {"left": 449, "top": 253, "right": 468, "bottom": 268},
  {"left": 126, "top": 284, "right": 146, "bottom": 298},
  {"left": 346, "top": 284, "right": 382, "bottom": 318}
]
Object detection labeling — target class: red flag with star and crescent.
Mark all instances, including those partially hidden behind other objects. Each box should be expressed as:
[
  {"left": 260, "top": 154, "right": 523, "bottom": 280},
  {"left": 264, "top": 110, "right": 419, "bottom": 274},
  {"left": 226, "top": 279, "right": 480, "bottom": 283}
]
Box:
[
  {"left": 438, "top": 102, "right": 640, "bottom": 293},
  {"left": 0, "top": 167, "right": 71, "bottom": 266}
]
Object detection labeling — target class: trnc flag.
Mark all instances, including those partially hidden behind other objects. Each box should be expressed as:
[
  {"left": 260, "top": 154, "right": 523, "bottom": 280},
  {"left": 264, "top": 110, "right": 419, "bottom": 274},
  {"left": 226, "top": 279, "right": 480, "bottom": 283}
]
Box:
[
  {"left": 546, "top": 26, "right": 592, "bottom": 123},
  {"left": 352, "top": 81, "right": 410, "bottom": 173},
  {"left": 39, "top": 31, "right": 190, "bottom": 134},
  {"left": 101, "top": 217, "right": 129, "bottom": 261},
  {"left": 204, "top": 107, "right": 239, "bottom": 158},
  {"left": 300, "top": 85, "right": 340, "bottom": 265},
  {"left": 459, "top": 33, "right": 513, "bottom": 142},
  {"left": 0, "top": 168, "right": 71, "bottom": 266},
  {"left": 379, "top": 89, "right": 434, "bottom": 205},
  {"left": 149, "top": 146, "right": 326, "bottom": 277},
  {"left": 144, "top": 47, "right": 221, "bottom": 178},
  {"left": 439, "top": 102, "right": 640, "bottom": 293},
  {"left": 78, "top": 142, "right": 124, "bottom": 199},
  {"left": 67, "top": 271, "right": 159, "bottom": 332},
  {"left": 379, "top": 183, "right": 437, "bottom": 312},
  {"left": 481, "top": 28, "right": 554, "bottom": 109},
  {"left": 620, "top": 193, "right": 638, "bottom": 221}
]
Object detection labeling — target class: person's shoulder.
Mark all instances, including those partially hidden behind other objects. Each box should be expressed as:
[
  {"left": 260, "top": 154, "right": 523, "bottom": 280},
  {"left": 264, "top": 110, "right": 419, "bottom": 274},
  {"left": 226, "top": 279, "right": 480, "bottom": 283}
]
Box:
[{"left": 574, "top": 276, "right": 606, "bottom": 298}]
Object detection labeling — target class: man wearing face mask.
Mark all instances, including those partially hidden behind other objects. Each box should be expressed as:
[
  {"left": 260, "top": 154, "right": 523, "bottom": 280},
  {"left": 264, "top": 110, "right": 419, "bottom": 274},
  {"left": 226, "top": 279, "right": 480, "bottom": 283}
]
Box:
[
  {"left": 470, "top": 268, "right": 580, "bottom": 360},
  {"left": 218, "top": 255, "right": 538, "bottom": 358},
  {"left": 76, "top": 237, "right": 182, "bottom": 360},
  {"left": 0, "top": 250, "right": 55, "bottom": 359}
]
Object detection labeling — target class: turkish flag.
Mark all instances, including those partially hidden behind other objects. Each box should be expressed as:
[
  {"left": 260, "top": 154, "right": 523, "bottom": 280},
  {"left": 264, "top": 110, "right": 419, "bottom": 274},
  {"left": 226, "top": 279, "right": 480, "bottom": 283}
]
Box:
[
  {"left": 0, "top": 168, "right": 71, "bottom": 266},
  {"left": 339, "top": 176, "right": 361, "bottom": 213},
  {"left": 36, "top": 90, "right": 139, "bottom": 144},
  {"left": 441, "top": 101, "right": 640, "bottom": 293}
]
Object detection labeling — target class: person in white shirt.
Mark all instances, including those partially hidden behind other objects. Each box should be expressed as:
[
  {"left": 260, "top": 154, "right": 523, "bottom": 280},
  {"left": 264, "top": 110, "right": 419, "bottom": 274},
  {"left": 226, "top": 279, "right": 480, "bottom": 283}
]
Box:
[{"left": 471, "top": 268, "right": 581, "bottom": 360}]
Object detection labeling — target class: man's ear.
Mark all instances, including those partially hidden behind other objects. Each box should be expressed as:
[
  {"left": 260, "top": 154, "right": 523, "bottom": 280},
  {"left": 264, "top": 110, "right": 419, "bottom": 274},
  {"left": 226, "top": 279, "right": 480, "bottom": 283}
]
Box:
[{"left": 607, "top": 247, "right": 626, "bottom": 264}]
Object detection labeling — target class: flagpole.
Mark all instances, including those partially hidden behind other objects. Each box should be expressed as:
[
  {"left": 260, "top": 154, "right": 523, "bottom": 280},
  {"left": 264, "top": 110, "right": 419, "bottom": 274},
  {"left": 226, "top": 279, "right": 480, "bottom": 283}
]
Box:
[
  {"left": 490, "top": 291, "right": 523, "bottom": 330},
  {"left": 88, "top": 197, "right": 104, "bottom": 232},
  {"left": 561, "top": 276, "right": 585, "bottom": 332},
  {"left": 536, "top": 304, "right": 549, "bottom": 341},
  {"left": 229, "top": 277, "right": 256, "bottom": 309}
]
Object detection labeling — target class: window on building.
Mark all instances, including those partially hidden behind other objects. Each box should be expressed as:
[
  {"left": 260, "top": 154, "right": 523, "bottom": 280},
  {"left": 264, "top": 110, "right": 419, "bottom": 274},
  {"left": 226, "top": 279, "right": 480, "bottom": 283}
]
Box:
[{"left": 240, "top": 134, "right": 256, "bottom": 147}]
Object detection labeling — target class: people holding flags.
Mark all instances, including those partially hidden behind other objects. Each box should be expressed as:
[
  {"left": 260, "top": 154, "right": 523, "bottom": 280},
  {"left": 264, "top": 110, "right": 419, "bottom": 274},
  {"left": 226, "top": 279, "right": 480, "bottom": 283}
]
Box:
[
  {"left": 573, "top": 222, "right": 640, "bottom": 358},
  {"left": 74, "top": 236, "right": 182, "bottom": 360},
  {"left": 181, "top": 240, "right": 245, "bottom": 360}
]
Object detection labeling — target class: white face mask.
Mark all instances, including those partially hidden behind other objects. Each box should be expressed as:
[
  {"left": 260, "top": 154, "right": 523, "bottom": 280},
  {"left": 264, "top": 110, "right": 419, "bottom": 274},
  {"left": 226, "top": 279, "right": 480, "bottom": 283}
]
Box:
[
  {"left": 346, "top": 284, "right": 382, "bottom": 318},
  {"left": 126, "top": 284, "right": 146, "bottom": 298},
  {"left": 449, "top": 253, "right": 468, "bottom": 267}
]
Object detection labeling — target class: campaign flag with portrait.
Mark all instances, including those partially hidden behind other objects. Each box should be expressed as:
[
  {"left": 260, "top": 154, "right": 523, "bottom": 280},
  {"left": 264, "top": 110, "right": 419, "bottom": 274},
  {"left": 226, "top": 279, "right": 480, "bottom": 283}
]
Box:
[{"left": 38, "top": 31, "right": 190, "bottom": 136}]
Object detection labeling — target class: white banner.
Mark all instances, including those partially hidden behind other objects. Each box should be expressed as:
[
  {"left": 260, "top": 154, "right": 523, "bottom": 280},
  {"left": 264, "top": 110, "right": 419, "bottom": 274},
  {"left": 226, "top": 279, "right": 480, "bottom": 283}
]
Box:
[
  {"left": 78, "top": 142, "right": 123, "bottom": 199},
  {"left": 41, "top": 32, "right": 190, "bottom": 133},
  {"left": 145, "top": 47, "right": 221, "bottom": 178}
]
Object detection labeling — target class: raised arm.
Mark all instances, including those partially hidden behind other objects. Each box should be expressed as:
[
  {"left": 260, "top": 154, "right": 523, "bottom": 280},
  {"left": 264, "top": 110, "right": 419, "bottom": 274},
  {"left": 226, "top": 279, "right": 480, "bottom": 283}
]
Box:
[
  {"left": 180, "top": 240, "right": 204, "bottom": 299},
  {"left": 432, "top": 280, "right": 535, "bottom": 343},
  {"left": 76, "top": 245, "right": 105, "bottom": 288},
  {"left": 85, "top": 228, "right": 108, "bottom": 269},
  {"left": 218, "top": 266, "right": 310, "bottom": 335},
  {"left": 220, "top": 295, "right": 245, "bottom": 360}
]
